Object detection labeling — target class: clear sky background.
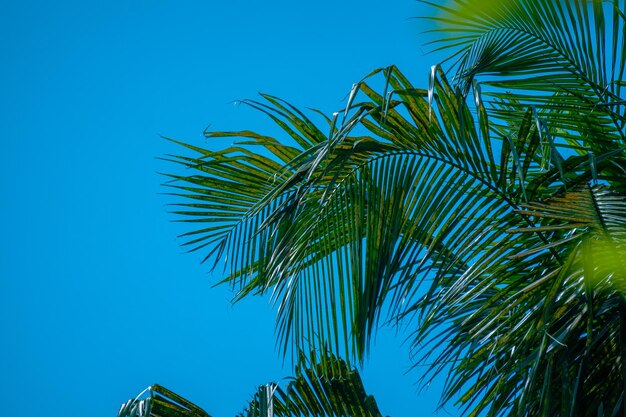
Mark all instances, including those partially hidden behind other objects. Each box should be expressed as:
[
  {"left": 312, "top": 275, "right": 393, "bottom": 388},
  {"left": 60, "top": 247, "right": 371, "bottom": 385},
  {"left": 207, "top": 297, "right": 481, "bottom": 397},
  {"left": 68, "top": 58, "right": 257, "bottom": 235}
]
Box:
[{"left": 1, "top": 1, "right": 454, "bottom": 416}]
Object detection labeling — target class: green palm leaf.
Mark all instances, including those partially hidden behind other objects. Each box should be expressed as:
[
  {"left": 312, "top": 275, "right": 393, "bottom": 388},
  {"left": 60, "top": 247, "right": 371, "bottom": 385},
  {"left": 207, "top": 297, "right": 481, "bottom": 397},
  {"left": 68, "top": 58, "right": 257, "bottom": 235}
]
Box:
[
  {"left": 118, "top": 357, "right": 382, "bottom": 417},
  {"left": 117, "top": 385, "right": 211, "bottom": 417},
  {"left": 424, "top": 0, "right": 626, "bottom": 169},
  {"left": 413, "top": 185, "right": 626, "bottom": 416},
  {"left": 165, "top": 66, "right": 525, "bottom": 366},
  {"left": 238, "top": 354, "right": 383, "bottom": 417}
]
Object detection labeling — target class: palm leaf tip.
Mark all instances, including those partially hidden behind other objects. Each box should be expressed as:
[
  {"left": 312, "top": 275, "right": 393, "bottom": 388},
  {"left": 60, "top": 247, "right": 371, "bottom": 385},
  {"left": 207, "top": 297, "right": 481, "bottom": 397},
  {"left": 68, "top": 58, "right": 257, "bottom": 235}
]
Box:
[
  {"left": 239, "top": 354, "right": 384, "bottom": 417},
  {"left": 117, "top": 384, "right": 211, "bottom": 417}
]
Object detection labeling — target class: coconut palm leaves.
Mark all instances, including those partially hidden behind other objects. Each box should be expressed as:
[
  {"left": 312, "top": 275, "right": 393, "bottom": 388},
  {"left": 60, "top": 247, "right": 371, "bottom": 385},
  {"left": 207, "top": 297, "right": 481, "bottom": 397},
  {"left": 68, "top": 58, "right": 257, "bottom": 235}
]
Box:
[
  {"left": 166, "top": 62, "right": 625, "bottom": 416},
  {"left": 165, "top": 66, "right": 513, "bottom": 365},
  {"left": 118, "top": 357, "right": 382, "bottom": 417},
  {"left": 412, "top": 185, "right": 626, "bottom": 416},
  {"left": 162, "top": 0, "right": 626, "bottom": 416}
]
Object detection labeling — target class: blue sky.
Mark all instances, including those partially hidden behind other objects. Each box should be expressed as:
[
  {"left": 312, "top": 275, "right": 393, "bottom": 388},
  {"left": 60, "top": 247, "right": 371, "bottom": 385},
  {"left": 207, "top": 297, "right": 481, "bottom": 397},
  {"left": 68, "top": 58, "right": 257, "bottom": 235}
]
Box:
[{"left": 0, "top": 1, "right": 453, "bottom": 416}]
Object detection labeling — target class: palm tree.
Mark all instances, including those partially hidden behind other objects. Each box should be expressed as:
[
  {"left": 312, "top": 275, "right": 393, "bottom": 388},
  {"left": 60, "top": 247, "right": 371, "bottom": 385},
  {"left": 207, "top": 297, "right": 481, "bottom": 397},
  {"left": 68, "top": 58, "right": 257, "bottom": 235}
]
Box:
[{"left": 121, "top": 0, "right": 626, "bottom": 415}]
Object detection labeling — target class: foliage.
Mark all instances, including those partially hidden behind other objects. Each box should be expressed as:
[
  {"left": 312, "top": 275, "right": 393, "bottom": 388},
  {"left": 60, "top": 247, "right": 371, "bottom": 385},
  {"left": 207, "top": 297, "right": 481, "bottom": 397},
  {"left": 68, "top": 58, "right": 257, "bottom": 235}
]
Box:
[
  {"left": 117, "top": 357, "right": 382, "bottom": 417},
  {"left": 237, "top": 354, "right": 382, "bottom": 417},
  {"left": 117, "top": 385, "right": 211, "bottom": 417},
  {"left": 124, "top": 0, "right": 626, "bottom": 416}
]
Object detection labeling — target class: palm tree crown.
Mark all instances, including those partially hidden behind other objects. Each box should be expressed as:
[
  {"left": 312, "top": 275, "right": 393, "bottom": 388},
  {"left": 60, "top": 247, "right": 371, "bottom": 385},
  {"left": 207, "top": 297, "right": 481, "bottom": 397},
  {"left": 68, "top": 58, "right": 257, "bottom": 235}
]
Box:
[{"left": 122, "top": 1, "right": 626, "bottom": 416}]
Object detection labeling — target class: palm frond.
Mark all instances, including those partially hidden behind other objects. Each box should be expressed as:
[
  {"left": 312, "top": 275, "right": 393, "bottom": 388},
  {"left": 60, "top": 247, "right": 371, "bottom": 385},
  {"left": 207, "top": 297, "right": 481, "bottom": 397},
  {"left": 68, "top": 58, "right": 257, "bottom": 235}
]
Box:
[
  {"left": 412, "top": 185, "right": 626, "bottom": 416},
  {"left": 165, "top": 66, "right": 527, "bottom": 367},
  {"left": 424, "top": 0, "right": 626, "bottom": 164},
  {"left": 238, "top": 354, "right": 382, "bottom": 417},
  {"left": 118, "top": 385, "right": 211, "bottom": 417}
]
